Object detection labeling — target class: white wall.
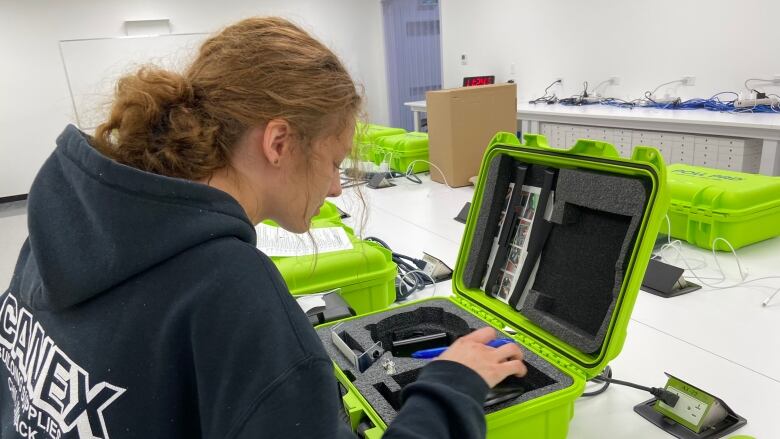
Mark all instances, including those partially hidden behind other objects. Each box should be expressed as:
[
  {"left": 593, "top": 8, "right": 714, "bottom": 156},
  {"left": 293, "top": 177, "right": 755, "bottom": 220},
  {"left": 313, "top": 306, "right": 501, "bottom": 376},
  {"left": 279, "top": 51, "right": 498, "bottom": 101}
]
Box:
[
  {"left": 0, "top": 0, "right": 388, "bottom": 198},
  {"left": 441, "top": 0, "right": 780, "bottom": 102}
]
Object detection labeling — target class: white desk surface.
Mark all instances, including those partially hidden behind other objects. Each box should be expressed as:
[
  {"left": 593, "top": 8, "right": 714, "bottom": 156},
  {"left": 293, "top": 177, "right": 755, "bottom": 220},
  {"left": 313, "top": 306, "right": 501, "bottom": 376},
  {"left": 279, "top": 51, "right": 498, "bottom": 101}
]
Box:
[
  {"left": 404, "top": 100, "right": 780, "bottom": 135},
  {"left": 335, "top": 174, "right": 780, "bottom": 439}
]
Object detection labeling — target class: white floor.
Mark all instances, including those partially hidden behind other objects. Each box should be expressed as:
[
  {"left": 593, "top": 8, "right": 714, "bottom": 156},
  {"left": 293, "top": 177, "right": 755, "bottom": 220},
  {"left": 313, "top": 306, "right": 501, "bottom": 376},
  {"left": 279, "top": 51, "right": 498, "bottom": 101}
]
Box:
[{"left": 0, "top": 201, "right": 28, "bottom": 290}]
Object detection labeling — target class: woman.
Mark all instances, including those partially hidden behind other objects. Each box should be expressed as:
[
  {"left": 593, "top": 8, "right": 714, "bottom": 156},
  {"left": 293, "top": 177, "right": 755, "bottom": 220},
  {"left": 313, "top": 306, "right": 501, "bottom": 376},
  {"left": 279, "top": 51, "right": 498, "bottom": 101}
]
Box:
[{"left": 0, "top": 17, "right": 526, "bottom": 438}]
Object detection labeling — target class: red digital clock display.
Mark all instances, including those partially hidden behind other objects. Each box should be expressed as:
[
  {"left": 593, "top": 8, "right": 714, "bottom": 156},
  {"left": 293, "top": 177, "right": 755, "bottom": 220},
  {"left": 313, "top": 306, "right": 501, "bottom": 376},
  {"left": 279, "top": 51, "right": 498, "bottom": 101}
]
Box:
[{"left": 463, "top": 75, "right": 495, "bottom": 87}]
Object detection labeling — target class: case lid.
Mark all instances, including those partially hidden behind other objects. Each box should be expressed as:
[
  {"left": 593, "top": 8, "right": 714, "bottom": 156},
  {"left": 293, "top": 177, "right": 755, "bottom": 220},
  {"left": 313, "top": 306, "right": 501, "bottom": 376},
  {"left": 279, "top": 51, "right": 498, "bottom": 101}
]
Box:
[
  {"left": 667, "top": 164, "right": 780, "bottom": 218},
  {"left": 453, "top": 132, "right": 670, "bottom": 378}
]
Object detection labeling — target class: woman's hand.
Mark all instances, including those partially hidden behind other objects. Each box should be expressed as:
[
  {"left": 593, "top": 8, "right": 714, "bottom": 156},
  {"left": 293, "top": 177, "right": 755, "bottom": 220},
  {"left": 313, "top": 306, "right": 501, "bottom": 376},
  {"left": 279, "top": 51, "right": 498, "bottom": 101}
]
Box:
[{"left": 436, "top": 327, "right": 527, "bottom": 388}]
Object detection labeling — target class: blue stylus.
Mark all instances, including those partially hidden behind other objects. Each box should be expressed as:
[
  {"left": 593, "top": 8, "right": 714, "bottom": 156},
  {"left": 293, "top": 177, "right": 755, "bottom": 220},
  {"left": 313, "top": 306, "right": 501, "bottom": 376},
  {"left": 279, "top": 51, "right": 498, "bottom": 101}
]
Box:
[{"left": 411, "top": 338, "right": 516, "bottom": 359}]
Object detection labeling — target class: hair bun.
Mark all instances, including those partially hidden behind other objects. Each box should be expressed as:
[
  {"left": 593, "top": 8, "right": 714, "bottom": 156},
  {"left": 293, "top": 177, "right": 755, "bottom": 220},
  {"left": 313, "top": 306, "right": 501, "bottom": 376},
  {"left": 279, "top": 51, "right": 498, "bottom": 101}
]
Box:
[
  {"left": 120, "top": 67, "right": 196, "bottom": 116},
  {"left": 94, "top": 66, "right": 223, "bottom": 179}
]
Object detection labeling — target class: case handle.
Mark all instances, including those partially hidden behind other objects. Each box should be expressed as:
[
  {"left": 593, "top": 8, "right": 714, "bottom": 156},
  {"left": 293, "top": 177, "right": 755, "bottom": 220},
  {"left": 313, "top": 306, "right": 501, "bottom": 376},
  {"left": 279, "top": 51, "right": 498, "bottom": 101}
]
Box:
[
  {"left": 632, "top": 146, "right": 665, "bottom": 174},
  {"left": 521, "top": 133, "right": 554, "bottom": 150},
  {"left": 568, "top": 139, "right": 620, "bottom": 158}
]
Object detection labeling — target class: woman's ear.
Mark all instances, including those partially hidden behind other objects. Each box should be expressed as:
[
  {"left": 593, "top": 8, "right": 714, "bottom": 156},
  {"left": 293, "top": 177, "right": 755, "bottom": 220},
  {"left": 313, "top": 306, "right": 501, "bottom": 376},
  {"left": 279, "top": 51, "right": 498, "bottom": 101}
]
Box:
[{"left": 259, "top": 119, "right": 292, "bottom": 167}]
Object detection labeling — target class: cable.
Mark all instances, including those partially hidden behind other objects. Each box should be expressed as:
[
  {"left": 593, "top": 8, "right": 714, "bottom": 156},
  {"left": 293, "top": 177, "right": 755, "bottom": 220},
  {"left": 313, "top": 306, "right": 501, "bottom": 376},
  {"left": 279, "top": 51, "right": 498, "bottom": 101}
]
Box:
[
  {"left": 404, "top": 159, "right": 454, "bottom": 189},
  {"left": 529, "top": 79, "right": 562, "bottom": 104},
  {"left": 364, "top": 236, "right": 438, "bottom": 301},
  {"left": 602, "top": 89, "right": 780, "bottom": 114},
  {"left": 582, "top": 364, "right": 612, "bottom": 397},
  {"left": 558, "top": 81, "right": 602, "bottom": 106},
  {"left": 582, "top": 366, "right": 680, "bottom": 407},
  {"left": 762, "top": 285, "right": 780, "bottom": 306},
  {"left": 655, "top": 216, "right": 780, "bottom": 306},
  {"left": 399, "top": 269, "right": 438, "bottom": 299},
  {"left": 590, "top": 78, "right": 612, "bottom": 96},
  {"left": 744, "top": 78, "right": 779, "bottom": 93},
  {"left": 648, "top": 79, "right": 684, "bottom": 100}
]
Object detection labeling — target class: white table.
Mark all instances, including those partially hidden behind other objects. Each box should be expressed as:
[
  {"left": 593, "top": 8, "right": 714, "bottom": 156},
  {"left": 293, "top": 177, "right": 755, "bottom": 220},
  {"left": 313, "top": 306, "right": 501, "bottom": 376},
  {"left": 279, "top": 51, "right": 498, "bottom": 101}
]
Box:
[
  {"left": 404, "top": 100, "right": 780, "bottom": 176},
  {"left": 335, "top": 174, "right": 780, "bottom": 439}
]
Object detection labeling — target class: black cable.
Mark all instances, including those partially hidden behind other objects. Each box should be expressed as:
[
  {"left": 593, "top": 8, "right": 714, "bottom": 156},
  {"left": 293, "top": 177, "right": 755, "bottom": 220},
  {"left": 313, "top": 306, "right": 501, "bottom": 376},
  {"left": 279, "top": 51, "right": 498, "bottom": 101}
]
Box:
[
  {"left": 582, "top": 365, "right": 612, "bottom": 396},
  {"left": 581, "top": 366, "right": 680, "bottom": 407},
  {"left": 365, "top": 237, "right": 434, "bottom": 301},
  {"left": 543, "top": 79, "right": 562, "bottom": 97},
  {"left": 529, "top": 79, "right": 562, "bottom": 104}
]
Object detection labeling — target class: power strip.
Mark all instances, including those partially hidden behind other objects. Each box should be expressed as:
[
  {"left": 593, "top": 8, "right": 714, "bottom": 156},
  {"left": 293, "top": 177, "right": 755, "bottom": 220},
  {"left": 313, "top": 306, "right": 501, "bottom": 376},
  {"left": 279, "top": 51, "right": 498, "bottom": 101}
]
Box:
[
  {"left": 734, "top": 97, "right": 780, "bottom": 108},
  {"left": 581, "top": 96, "right": 602, "bottom": 104}
]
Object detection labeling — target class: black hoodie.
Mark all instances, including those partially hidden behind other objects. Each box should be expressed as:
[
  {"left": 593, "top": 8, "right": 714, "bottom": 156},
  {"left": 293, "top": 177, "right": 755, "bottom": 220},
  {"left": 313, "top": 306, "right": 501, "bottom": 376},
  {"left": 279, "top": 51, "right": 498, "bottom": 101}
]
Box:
[{"left": 0, "top": 125, "right": 489, "bottom": 439}]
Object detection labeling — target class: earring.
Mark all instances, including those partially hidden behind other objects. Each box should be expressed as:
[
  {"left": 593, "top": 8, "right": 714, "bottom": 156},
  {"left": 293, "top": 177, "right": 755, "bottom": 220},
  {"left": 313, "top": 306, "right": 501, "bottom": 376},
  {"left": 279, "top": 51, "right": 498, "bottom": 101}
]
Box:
[{"left": 273, "top": 159, "right": 279, "bottom": 165}]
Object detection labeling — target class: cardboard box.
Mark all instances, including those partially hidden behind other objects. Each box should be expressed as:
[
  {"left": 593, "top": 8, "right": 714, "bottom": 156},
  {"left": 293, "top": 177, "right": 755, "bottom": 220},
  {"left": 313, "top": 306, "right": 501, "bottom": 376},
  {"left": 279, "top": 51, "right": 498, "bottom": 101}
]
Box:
[{"left": 426, "top": 83, "right": 517, "bottom": 187}]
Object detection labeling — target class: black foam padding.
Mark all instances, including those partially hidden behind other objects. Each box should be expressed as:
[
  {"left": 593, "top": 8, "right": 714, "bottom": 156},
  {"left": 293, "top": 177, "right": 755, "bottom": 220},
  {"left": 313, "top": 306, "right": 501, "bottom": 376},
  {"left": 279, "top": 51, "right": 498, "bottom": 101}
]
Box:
[
  {"left": 464, "top": 159, "right": 559, "bottom": 290},
  {"left": 521, "top": 168, "right": 648, "bottom": 354},
  {"left": 315, "top": 299, "right": 573, "bottom": 425},
  {"left": 463, "top": 155, "right": 513, "bottom": 288},
  {"left": 366, "top": 307, "right": 471, "bottom": 356}
]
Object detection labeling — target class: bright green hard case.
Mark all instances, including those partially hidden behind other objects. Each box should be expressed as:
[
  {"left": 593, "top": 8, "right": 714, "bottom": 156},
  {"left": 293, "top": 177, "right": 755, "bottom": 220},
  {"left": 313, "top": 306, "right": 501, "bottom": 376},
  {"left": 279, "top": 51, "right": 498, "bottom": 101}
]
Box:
[
  {"left": 665, "top": 164, "right": 780, "bottom": 250},
  {"left": 354, "top": 123, "right": 407, "bottom": 163},
  {"left": 373, "top": 132, "right": 430, "bottom": 173},
  {"left": 323, "top": 132, "right": 670, "bottom": 439},
  {"left": 267, "top": 203, "right": 397, "bottom": 315}
]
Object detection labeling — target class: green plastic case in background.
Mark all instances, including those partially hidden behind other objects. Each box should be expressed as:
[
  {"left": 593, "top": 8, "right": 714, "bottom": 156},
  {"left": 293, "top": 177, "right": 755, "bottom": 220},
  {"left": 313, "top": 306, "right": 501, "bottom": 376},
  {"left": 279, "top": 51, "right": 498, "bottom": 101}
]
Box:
[
  {"left": 265, "top": 202, "right": 397, "bottom": 315},
  {"left": 373, "top": 132, "right": 430, "bottom": 173},
  {"left": 665, "top": 164, "right": 780, "bottom": 250},
  {"left": 323, "top": 132, "right": 670, "bottom": 439},
  {"left": 354, "top": 122, "right": 406, "bottom": 163}
]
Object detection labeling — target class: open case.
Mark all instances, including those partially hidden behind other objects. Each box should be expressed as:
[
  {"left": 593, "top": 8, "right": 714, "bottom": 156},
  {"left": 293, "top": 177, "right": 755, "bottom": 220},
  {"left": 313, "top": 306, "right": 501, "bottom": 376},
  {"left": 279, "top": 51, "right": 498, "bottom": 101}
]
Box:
[{"left": 315, "top": 132, "right": 670, "bottom": 438}]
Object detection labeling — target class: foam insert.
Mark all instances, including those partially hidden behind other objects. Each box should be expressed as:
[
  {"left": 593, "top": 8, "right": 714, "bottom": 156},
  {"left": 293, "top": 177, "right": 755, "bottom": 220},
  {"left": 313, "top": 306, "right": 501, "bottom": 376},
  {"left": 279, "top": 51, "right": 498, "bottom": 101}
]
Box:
[
  {"left": 463, "top": 154, "right": 512, "bottom": 288},
  {"left": 464, "top": 155, "right": 554, "bottom": 289},
  {"left": 520, "top": 168, "right": 648, "bottom": 353},
  {"left": 316, "top": 299, "right": 572, "bottom": 425}
]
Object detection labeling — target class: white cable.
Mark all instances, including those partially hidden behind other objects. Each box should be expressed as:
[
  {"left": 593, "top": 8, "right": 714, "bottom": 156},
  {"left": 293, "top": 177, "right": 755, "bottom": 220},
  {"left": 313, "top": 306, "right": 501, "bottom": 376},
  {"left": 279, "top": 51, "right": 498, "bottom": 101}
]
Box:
[
  {"left": 665, "top": 241, "right": 780, "bottom": 305},
  {"left": 650, "top": 79, "right": 684, "bottom": 99},
  {"left": 655, "top": 221, "right": 780, "bottom": 306},
  {"left": 657, "top": 216, "right": 708, "bottom": 271},
  {"left": 711, "top": 237, "right": 748, "bottom": 281},
  {"left": 381, "top": 150, "right": 394, "bottom": 169},
  {"left": 762, "top": 286, "right": 780, "bottom": 307},
  {"left": 404, "top": 159, "right": 455, "bottom": 189},
  {"left": 657, "top": 240, "right": 709, "bottom": 272},
  {"left": 399, "top": 269, "right": 438, "bottom": 298}
]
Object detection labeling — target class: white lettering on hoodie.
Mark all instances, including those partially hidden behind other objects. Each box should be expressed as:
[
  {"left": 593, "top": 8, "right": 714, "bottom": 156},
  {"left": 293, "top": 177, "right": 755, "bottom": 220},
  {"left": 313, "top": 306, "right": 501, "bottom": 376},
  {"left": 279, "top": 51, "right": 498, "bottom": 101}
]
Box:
[{"left": 1, "top": 293, "right": 124, "bottom": 439}]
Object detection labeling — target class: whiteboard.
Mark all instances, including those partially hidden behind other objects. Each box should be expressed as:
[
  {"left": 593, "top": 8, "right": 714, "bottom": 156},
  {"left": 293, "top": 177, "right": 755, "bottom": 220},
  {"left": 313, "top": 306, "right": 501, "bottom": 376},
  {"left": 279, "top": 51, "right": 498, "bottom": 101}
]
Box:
[{"left": 59, "top": 33, "right": 208, "bottom": 131}]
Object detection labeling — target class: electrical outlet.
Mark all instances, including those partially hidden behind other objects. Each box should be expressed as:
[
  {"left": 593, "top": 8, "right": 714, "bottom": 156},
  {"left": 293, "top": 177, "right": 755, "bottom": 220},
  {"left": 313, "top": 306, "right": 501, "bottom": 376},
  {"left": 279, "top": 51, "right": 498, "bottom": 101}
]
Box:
[
  {"left": 609, "top": 76, "right": 621, "bottom": 86},
  {"left": 509, "top": 63, "right": 516, "bottom": 75},
  {"left": 682, "top": 76, "right": 696, "bottom": 86},
  {"left": 658, "top": 388, "right": 708, "bottom": 425},
  {"left": 555, "top": 77, "right": 563, "bottom": 86},
  {"left": 460, "top": 54, "right": 468, "bottom": 66}
]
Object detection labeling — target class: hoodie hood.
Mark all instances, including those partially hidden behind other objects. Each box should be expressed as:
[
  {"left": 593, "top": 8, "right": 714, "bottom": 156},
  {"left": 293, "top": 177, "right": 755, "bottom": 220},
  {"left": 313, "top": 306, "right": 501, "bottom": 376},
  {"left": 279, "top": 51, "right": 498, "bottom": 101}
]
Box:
[{"left": 20, "top": 124, "right": 256, "bottom": 311}]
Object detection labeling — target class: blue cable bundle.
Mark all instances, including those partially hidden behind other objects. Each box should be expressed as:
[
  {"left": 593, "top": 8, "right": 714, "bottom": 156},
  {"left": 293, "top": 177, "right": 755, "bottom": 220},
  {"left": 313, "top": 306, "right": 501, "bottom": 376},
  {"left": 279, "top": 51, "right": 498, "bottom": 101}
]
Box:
[
  {"left": 529, "top": 79, "right": 780, "bottom": 114},
  {"left": 597, "top": 92, "right": 780, "bottom": 113}
]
